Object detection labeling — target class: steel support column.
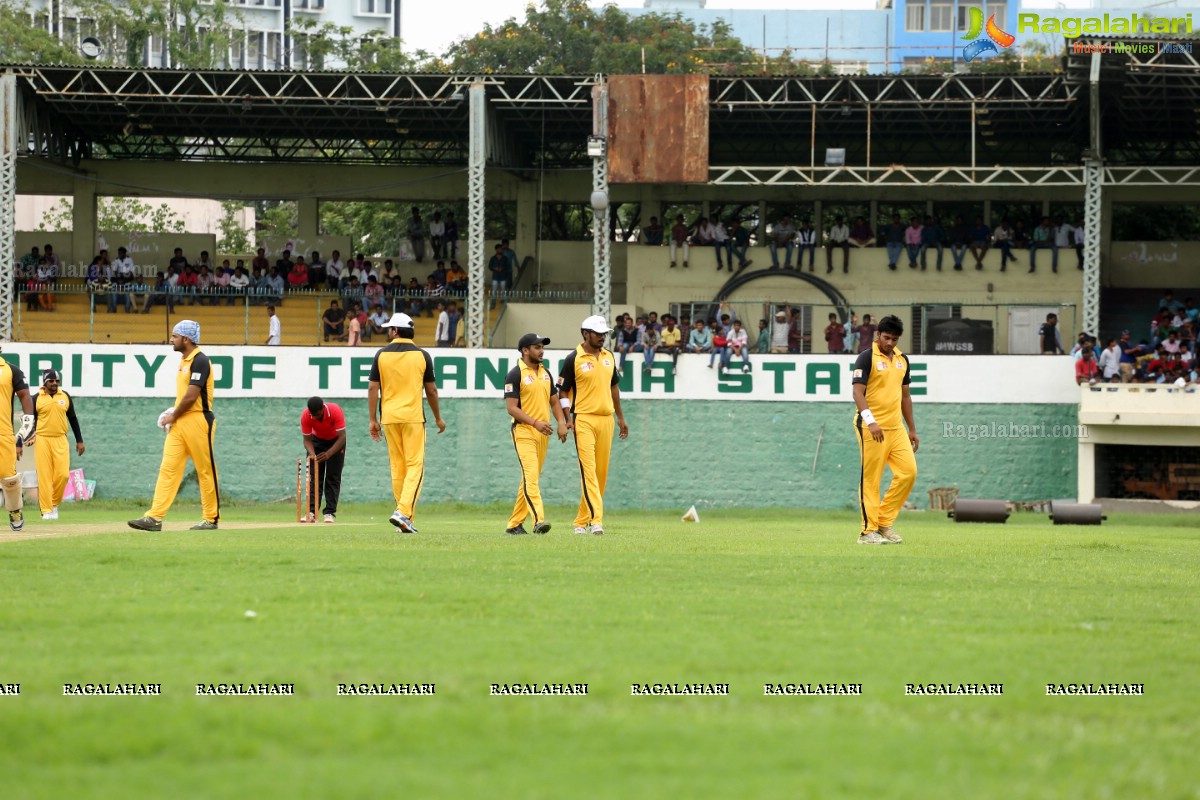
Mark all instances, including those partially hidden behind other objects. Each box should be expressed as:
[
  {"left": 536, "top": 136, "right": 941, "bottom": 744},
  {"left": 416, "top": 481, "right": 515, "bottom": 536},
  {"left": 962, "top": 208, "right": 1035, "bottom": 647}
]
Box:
[
  {"left": 1083, "top": 160, "right": 1102, "bottom": 337},
  {"left": 467, "top": 82, "right": 486, "bottom": 349},
  {"left": 0, "top": 73, "right": 17, "bottom": 342},
  {"left": 591, "top": 80, "right": 611, "bottom": 325}
]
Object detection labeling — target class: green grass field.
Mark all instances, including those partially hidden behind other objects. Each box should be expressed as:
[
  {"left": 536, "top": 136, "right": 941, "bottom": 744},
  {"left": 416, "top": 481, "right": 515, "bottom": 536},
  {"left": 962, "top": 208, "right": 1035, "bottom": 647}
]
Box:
[{"left": 1, "top": 502, "right": 1196, "bottom": 799}]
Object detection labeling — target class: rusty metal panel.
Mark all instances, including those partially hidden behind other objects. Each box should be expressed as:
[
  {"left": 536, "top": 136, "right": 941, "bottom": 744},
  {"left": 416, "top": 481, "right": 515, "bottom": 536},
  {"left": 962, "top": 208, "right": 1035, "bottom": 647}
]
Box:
[{"left": 607, "top": 75, "right": 709, "bottom": 184}]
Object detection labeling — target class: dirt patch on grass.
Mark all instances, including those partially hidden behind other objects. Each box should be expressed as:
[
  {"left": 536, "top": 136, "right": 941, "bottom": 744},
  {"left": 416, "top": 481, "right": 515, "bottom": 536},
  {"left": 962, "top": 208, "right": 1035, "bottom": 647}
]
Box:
[{"left": 1, "top": 519, "right": 300, "bottom": 543}]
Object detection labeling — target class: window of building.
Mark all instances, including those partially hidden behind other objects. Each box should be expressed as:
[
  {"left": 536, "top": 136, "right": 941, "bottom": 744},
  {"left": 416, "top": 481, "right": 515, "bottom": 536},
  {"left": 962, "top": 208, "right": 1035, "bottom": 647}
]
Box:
[
  {"left": 957, "top": 1, "right": 983, "bottom": 32},
  {"left": 906, "top": 2, "right": 926, "bottom": 32},
  {"left": 929, "top": 2, "right": 952, "bottom": 32},
  {"left": 247, "top": 31, "right": 262, "bottom": 69},
  {"left": 359, "top": 0, "right": 392, "bottom": 14},
  {"left": 989, "top": 3, "right": 1006, "bottom": 25},
  {"left": 266, "top": 32, "right": 282, "bottom": 68},
  {"left": 229, "top": 38, "right": 244, "bottom": 69},
  {"left": 296, "top": 0, "right": 325, "bottom": 8}
]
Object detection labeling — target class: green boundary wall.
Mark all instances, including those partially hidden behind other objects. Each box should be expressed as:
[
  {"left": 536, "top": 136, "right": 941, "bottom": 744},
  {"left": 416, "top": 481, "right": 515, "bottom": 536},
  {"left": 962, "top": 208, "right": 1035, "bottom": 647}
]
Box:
[{"left": 52, "top": 399, "right": 1077, "bottom": 514}]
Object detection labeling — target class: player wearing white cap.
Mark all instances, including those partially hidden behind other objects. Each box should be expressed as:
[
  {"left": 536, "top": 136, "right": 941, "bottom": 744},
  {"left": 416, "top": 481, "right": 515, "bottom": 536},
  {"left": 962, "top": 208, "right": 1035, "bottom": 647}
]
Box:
[
  {"left": 556, "top": 315, "right": 629, "bottom": 535},
  {"left": 367, "top": 312, "right": 446, "bottom": 533},
  {"left": 129, "top": 320, "right": 221, "bottom": 531},
  {"left": 0, "top": 347, "right": 36, "bottom": 531},
  {"left": 31, "top": 369, "right": 85, "bottom": 520}
]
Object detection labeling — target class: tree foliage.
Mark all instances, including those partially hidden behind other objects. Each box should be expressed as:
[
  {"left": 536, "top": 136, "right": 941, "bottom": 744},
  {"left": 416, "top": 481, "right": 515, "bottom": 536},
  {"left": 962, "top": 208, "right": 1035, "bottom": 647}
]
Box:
[
  {"left": 443, "top": 0, "right": 758, "bottom": 75},
  {"left": 37, "top": 197, "right": 186, "bottom": 234},
  {"left": 217, "top": 200, "right": 253, "bottom": 254}
]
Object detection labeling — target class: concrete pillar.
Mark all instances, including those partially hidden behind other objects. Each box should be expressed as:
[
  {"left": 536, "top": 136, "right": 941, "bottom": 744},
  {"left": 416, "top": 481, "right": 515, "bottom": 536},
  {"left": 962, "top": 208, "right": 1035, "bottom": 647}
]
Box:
[
  {"left": 71, "top": 179, "right": 97, "bottom": 270},
  {"left": 1077, "top": 439, "right": 1095, "bottom": 503},
  {"left": 297, "top": 197, "right": 320, "bottom": 245},
  {"left": 516, "top": 179, "right": 537, "bottom": 269}
]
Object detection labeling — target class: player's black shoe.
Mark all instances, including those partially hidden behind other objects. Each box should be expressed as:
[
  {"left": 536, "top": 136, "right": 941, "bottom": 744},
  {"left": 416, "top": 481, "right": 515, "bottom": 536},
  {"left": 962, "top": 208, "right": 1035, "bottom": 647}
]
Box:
[
  {"left": 127, "top": 516, "right": 162, "bottom": 532},
  {"left": 505, "top": 525, "right": 528, "bottom": 535},
  {"left": 532, "top": 522, "right": 551, "bottom": 534}
]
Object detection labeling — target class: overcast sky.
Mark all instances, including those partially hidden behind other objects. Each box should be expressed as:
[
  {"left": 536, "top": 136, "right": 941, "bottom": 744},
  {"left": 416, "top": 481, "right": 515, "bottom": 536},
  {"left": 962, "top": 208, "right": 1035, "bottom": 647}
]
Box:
[{"left": 402, "top": 0, "right": 1101, "bottom": 55}]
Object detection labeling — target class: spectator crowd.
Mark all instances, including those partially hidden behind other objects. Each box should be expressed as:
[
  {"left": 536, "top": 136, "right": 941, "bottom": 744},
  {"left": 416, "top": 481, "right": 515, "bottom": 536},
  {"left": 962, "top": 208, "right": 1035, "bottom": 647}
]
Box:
[{"left": 1070, "top": 290, "right": 1199, "bottom": 386}]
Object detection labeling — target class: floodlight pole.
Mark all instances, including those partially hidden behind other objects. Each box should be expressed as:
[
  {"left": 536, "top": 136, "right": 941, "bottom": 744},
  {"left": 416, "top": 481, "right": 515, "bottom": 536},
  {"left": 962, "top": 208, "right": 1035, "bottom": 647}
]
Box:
[
  {"left": 0, "top": 72, "right": 16, "bottom": 342},
  {"left": 591, "top": 78, "right": 611, "bottom": 325},
  {"left": 467, "top": 81, "right": 486, "bottom": 349},
  {"left": 1082, "top": 51, "right": 1103, "bottom": 338}
]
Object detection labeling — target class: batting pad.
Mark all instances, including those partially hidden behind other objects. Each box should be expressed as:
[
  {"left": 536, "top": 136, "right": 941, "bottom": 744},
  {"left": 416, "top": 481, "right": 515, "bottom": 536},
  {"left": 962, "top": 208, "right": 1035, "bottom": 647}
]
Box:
[{"left": 2, "top": 474, "right": 22, "bottom": 511}]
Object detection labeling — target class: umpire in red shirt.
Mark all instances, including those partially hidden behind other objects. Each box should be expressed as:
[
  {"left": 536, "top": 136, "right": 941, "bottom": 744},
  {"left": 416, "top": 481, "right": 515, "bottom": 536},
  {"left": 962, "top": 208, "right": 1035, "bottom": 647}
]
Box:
[{"left": 301, "top": 396, "right": 347, "bottom": 523}]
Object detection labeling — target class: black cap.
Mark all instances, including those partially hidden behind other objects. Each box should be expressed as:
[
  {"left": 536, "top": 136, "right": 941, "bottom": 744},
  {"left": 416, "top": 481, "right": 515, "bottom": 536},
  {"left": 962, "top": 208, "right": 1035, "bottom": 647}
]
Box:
[
  {"left": 42, "top": 368, "right": 61, "bottom": 383},
  {"left": 517, "top": 333, "right": 551, "bottom": 351}
]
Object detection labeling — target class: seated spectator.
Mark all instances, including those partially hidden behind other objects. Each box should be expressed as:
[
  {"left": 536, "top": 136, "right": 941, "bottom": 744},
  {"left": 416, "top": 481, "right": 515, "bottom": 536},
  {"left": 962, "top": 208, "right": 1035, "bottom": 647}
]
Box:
[
  {"left": 87, "top": 270, "right": 111, "bottom": 312},
  {"left": 424, "top": 276, "right": 445, "bottom": 313},
  {"left": 641, "top": 323, "right": 661, "bottom": 373},
  {"left": 142, "top": 271, "right": 174, "bottom": 314},
  {"left": 768, "top": 214, "right": 795, "bottom": 270},
  {"left": 1054, "top": 216, "right": 1073, "bottom": 270},
  {"left": 949, "top": 215, "right": 970, "bottom": 271},
  {"left": 322, "top": 300, "right": 346, "bottom": 342},
  {"left": 175, "top": 265, "right": 199, "bottom": 305},
  {"left": 85, "top": 257, "right": 102, "bottom": 289},
  {"left": 848, "top": 216, "right": 874, "bottom": 248},
  {"left": 660, "top": 316, "right": 682, "bottom": 374},
  {"left": 264, "top": 267, "right": 285, "bottom": 305},
  {"left": 248, "top": 267, "right": 266, "bottom": 304},
  {"left": 251, "top": 247, "right": 270, "bottom": 275},
  {"left": 35, "top": 258, "right": 56, "bottom": 311},
  {"left": 341, "top": 276, "right": 363, "bottom": 307},
  {"left": 275, "top": 249, "right": 295, "bottom": 276},
  {"left": 446, "top": 261, "right": 468, "bottom": 294},
  {"left": 795, "top": 219, "right": 816, "bottom": 271},
  {"left": 1029, "top": 217, "right": 1056, "bottom": 273},
  {"left": 968, "top": 215, "right": 990, "bottom": 270},
  {"left": 430, "top": 261, "right": 449, "bottom": 288},
  {"left": 444, "top": 213, "right": 460, "bottom": 259},
  {"left": 308, "top": 251, "right": 326, "bottom": 290},
  {"left": 229, "top": 265, "right": 250, "bottom": 298},
  {"left": 709, "top": 323, "right": 728, "bottom": 369},
  {"left": 1159, "top": 289, "right": 1185, "bottom": 316},
  {"left": 1073, "top": 218, "right": 1085, "bottom": 270},
  {"left": 195, "top": 265, "right": 213, "bottom": 304},
  {"left": 722, "top": 319, "right": 751, "bottom": 373},
  {"left": 18, "top": 246, "right": 39, "bottom": 285},
  {"left": 169, "top": 247, "right": 190, "bottom": 274},
  {"left": 196, "top": 250, "right": 214, "bottom": 273},
  {"left": 369, "top": 303, "right": 390, "bottom": 339},
  {"left": 615, "top": 317, "right": 639, "bottom": 372},
  {"left": 326, "top": 250, "right": 345, "bottom": 291},
  {"left": 1075, "top": 347, "right": 1099, "bottom": 384},
  {"left": 904, "top": 217, "right": 923, "bottom": 270},
  {"left": 1162, "top": 330, "right": 1183, "bottom": 355},
  {"left": 213, "top": 261, "right": 233, "bottom": 304},
  {"left": 356, "top": 260, "right": 376, "bottom": 284},
  {"left": 444, "top": 300, "right": 462, "bottom": 346},
  {"left": 669, "top": 214, "right": 690, "bottom": 268},
  {"left": 730, "top": 219, "right": 752, "bottom": 271},
  {"left": 643, "top": 216, "right": 664, "bottom": 246},
  {"left": 1011, "top": 220, "right": 1030, "bottom": 250},
  {"left": 688, "top": 319, "right": 712, "bottom": 354},
  {"left": 881, "top": 214, "right": 905, "bottom": 271},
  {"left": 288, "top": 257, "right": 309, "bottom": 290},
  {"left": 363, "top": 276, "right": 384, "bottom": 303},
  {"left": 993, "top": 218, "right": 1016, "bottom": 271},
  {"left": 377, "top": 259, "right": 397, "bottom": 283}
]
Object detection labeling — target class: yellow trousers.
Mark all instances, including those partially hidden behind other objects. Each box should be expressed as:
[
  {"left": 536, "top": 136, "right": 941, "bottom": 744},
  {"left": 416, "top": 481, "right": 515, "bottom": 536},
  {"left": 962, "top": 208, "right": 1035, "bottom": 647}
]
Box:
[
  {"left": 855, "top": 421, "right": 917, "bottom": 533},
  {"left": 383, "top": 422, "right": 426, "bottom": 519},
  {"left": 573, "top": 413, "right": 614, "bottom": 528},
  {"left": 147, "top": 412, "right": 220, "bottom": 523},
  {"left": 0, "top": 431, "right": 15, "bottom": 480},
  {"left": 35, "top": 435, "right": 71, "bottom": 514},
  {"left": 508, "top": 424, "right": 549, "bottom": 528}
]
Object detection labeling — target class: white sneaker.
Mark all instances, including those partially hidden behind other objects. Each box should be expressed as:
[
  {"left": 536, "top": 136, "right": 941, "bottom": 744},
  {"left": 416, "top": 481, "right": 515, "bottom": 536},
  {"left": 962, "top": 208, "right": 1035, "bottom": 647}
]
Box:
[
  {"left": 323, "top": 513, "right": 335, "bottom": 524},
  {"left": 573, "top": 526, "right": 588, "bottom": 535},
  {"left": 858, "top": 531, "right": 885, "bottom": 544},
  {"left": 42, "top": 511, "right": 55, "bottom": 520},
  {"left": 878, "top": 526, "right": 903, "bottom": 544},
  {"left": 742, "top": 364, "right": 751, "bottom": 373},
  {"left": 590, "top": 524, "right": 605, "bottom": 535}
]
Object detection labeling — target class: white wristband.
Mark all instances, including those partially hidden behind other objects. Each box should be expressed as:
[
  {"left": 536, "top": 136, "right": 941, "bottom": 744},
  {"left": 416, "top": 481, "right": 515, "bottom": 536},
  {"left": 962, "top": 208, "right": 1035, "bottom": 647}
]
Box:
[
  {"left": 559, "top": 397, "right": 572, "bottom": 409},
  {"left": 860, "top": 409, "right": 876, "bottom": 426}
]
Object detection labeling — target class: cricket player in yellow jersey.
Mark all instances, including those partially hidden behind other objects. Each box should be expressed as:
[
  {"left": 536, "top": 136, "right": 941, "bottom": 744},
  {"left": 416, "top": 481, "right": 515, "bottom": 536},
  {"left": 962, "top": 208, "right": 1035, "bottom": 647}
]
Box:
[
  {"left": 851, "top": 315, "right": 919, "bottom": 544},
  {"left": 32, "top": 369, "right": 85, "bottom": 521},
  {"left": 557, "top": 315, "right": 628, "bottom": 535},
  {"left": 1, "top": 352, "right": 37, "bottom": 531},
  {"left": 128, "top": 320, "right": 221, "bottom": 531},
  {"left": 503, "top": 333, "right": 569, "bottom": 535},
  {"left": 368, "top": 312, "right": 446, "bottom": 533}
]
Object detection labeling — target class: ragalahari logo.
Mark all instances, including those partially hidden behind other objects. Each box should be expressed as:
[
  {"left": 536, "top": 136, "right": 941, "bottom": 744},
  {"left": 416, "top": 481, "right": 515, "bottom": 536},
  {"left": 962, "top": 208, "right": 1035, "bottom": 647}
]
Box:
[{"left": 962, "top": 8, "right": 1015, "bottom": 62}]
